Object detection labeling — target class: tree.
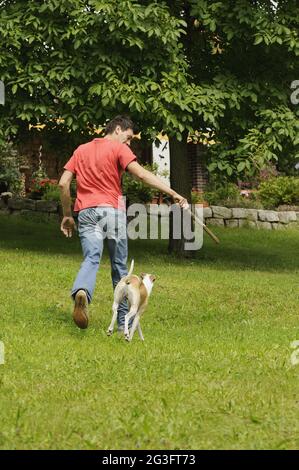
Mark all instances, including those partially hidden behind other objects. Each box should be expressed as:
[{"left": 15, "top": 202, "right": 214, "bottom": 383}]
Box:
[
  {"left": 0, "top": 0, "right": 227, "bottom": 256},
  {"left": 1, "top": 1, "right": 298, "bottom": 173},
  {"left": 166, "top": 0, "right": 299, "bottom": 179},
  {"left": 166, "top": 0, "right": 299, "bottom": 254},
  {"left": 0, "top": 0, "right": 191, "bottom": 141},
  {"left": 0, "top": 1, "right": 298, "bottom": 256}
]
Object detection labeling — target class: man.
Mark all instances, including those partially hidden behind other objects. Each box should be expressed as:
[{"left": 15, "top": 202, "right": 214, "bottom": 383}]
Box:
[{"left": 59, "top": 115, "right": 187, "bottom": 331}]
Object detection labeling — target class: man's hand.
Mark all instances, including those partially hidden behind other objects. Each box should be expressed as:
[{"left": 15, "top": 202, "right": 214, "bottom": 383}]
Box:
[
  {"left": 60, "top": 216, "right": 76, "bottom": 238},
  {"left": 172, "top": 192, "right": 189, "bottom": 210}
]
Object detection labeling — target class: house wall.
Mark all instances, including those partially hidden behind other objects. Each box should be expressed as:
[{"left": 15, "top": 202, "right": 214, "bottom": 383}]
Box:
[
  {"left": 17, "top": 132, "right": 209, "bottom": 193},
  {"left": 187, "top": 143, "right": 209, "bottom": 191}
]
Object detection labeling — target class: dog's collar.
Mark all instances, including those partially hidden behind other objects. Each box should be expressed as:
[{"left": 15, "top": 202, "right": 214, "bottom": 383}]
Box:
[{"left": 142, "top": 276, "right": 153, "bottom": 296}]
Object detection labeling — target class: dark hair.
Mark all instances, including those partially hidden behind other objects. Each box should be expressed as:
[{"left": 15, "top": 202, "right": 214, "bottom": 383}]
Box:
[{"left": 105, "top": 115, "right": 135, "bottom": 135}]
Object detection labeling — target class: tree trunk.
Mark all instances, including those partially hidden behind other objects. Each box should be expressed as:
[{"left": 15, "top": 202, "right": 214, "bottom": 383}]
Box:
[{"left": 168, "top": 133, "right": 194, "bottom": 257}]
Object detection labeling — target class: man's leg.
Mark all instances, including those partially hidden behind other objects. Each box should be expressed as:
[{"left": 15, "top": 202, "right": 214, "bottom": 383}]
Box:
[
  {"left": 71, "top": 208, "right": 104, "bottom": 304},
  {"left": 106, "top": 208, "right": 129, "bottom": 330}
]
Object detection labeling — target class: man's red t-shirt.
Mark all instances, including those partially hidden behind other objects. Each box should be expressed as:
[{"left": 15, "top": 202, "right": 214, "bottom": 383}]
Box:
[{"left": 64, "top": 138, "right": 137, "bottom": 212}]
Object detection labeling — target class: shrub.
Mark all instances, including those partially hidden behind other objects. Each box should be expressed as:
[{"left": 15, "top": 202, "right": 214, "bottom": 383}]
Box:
[
  {"left": 258, "top": 177, "right": 299, "bottom": 208},
  {"left": 29, "top": 178, "right": 58, "bottom": 200},
  {"left": 42, "top": 179, "right": 76, "bottom": 203},
  {"left": 203, "top": 183, "right": 263, "bottom": 209},
  {"left": 226, "top": 193, "right": 263, "bottom": 209},
  {"left": 0, "top": 142, "right": 22, "bottom": 193},
  {"left": 191, "top": 191, "right": 206, "bottom": 205},
  {"left": 70, "top": 179, "right": 77, "bottom": 199},
  {"left": 42, "top": 184, "right": 61, "bottom": 202},
  {"left": 203, "top": 183, "right": 240, "bottom": 206},
  {"left": 122, "top": 163, "right": 158, "bottom": 205}
]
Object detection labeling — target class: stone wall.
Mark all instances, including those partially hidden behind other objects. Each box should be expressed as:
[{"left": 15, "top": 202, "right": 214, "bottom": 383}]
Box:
[
  {"left": 203, "top": 206, "right": 299, "bottom": 230},
  {"left": 1, "top": 198, "right": 299, "bottom": 230},
  {"left": 0, "top": 196, "right": 60, "bottom": 223},
  {"left": 146, "top": 204, "right": 299, "bottom": 230}
]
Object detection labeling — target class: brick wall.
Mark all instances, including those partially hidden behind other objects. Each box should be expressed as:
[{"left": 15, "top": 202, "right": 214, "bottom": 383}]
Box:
[
  {"left": 17, "top": 132, "right": 209, "bottom": 193},
  {"left": 187, "top": 143, "right": 209, "bottom": 191}
]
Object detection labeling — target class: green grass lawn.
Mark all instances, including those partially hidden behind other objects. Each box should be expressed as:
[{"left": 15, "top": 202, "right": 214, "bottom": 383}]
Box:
[{"left": 0, "top": 215, "right": 299, "bottom": 450}]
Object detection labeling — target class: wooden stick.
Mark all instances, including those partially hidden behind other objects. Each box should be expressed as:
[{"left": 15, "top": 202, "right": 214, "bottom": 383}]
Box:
[
  {"left": 186, "top": 207, "right": 220, "bottom": 244},
  {"left": 162, "top": 196, "right": 220, "bottom": 244}
]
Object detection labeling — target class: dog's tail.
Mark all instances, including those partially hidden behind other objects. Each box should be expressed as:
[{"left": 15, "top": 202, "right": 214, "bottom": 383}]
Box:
[
  {"left": 126, "top": 259, "right": 134, "bottom": 278},
  {"left": 127, "top": 259, "right": 134, "bottom": 277},
  {"left": 124, "top": 259, "right": 135, "bottom": 285}
]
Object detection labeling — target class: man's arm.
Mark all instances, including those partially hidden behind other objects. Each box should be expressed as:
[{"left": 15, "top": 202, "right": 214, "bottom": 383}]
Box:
[
  {"left": 126, "top": 161, "right": 188, "bottom": 208},
  {"left": 58, "top": 170, "right": 76, "bottom": 237}
]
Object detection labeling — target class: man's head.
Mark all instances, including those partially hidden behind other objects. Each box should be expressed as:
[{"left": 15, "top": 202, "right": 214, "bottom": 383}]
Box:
[{"left": 105, "top": 115, "right": 135, "bottom": 145}]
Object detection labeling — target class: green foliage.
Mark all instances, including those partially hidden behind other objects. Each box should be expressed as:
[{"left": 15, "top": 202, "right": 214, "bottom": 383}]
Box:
[
  {"left": 203, "top": 182, "right": 263, "bottom": 208},
  {"left": 35, "top": 178, "right": 77, "bottom": 203},
  {"left": 231, "top": 194, "right": 263, "bottom": 210},
  {"left": 195, "top": 176, "right": 299, "bottom": 210},
  {"left": 41, "top": 178, "right": 76, "bottom": 203},
  {"left": 122, "top": 163, "right": 158, "bottom": 204},
  {"left": 70, "top": 179, "right": 77, "bottom": 199},
  {"left": 0, "top": 0, "right": 193, "bottom": 142},
  {"left": 0, "top": 0, "right": 298, "bottom": 176},
  {"left": 29, "top": 178, "right": 58, "bottom": 200},
  {"left": 186, "top": 0, "right": 299, "bottom": 178},
  {"left": 204, "top": 182, "right": 240, "bottom": 206},
  {"left": 258, "top": 177, "right": 299, "bottom": 208},
  {"left": 42, "top": 185, "right": 61, "bottom": 203},
  {"left": 208, "top": 106, "right": 299, "bottom": 178},
  {"left": 191, "top": 190, "right": 205, "bottom": 204},
  {"left": 31, "top": 162, "right": 48, "bottom": 181},
  {"left": 0, "top": 142, "right": 22, "bottom": 193}
]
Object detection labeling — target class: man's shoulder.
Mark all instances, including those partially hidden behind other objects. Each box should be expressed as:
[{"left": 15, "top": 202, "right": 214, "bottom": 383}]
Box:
[
  {"left": 75, "top": 139, "right": 132, "bottom": 157},
  {"left": 78, "top": 138, "right": 123, "bottom": 151},
  {"left": 76, "top": 140, "right": 97, "bottom": 153}
]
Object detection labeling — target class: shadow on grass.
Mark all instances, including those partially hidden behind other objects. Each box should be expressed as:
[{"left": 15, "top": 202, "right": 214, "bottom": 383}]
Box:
[
  {"left": 1, "top": 215, "right": 299, "bottom": 273},
  {"left": 0, "top": 215, "right": 81, "bottom": 256},
  {"left": 42, "top": 303, "right": 92, "bottom": 338},
  {"left": 42, "top": 303, "right": 116, "bottom": 341}
]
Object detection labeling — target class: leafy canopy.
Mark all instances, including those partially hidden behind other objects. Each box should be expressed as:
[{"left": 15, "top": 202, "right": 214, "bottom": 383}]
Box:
[{"left": 0, "top": 0, "right": 298, "bottom": 177}]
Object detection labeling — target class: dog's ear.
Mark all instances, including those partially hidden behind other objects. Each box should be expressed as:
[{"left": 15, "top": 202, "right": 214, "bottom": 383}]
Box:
[
  {"left": 150, "top": 275, "right": 156, "bottom": 282},
  {"left": 140, "top": 273, "right": 146, "bottom": 279}
]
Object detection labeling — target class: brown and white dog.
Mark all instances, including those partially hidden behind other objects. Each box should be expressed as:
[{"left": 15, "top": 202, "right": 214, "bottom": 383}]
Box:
[{"left": 107, "top": 260, "right": 156, "bottom": 342}]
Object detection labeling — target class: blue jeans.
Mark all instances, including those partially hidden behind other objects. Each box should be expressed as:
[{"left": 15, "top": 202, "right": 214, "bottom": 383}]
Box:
[{"left": 71, "top": 206, "right": 129, "bottom": 328}]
